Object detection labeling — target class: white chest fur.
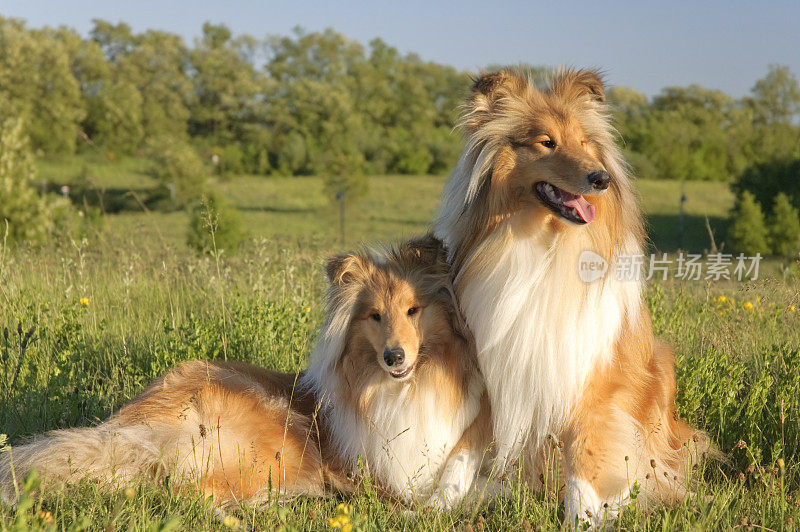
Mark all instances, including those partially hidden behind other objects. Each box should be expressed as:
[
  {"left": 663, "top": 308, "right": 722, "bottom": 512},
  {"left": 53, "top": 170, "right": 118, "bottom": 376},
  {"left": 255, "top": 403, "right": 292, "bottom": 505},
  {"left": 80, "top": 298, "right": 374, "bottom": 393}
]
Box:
[
  {"left": 326, "top": 374, "right": 482, "bottom": 500},
  {"left": 455, "top": 226, "right": 640, "bottom": 463}
]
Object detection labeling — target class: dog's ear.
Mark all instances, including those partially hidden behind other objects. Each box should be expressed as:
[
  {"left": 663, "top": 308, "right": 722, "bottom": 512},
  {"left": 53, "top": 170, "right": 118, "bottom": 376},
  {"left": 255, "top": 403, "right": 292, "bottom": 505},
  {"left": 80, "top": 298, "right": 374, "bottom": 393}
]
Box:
[
  {"left": 471, "top": 71, "right": 512, "bottom": 98},
  {"left": 549, "top": 69, "right": 605, "bottom": 103},
  {"left": 397, "top": 235, "right": 448, "bottom": 273},
  {"left": 325, "top": 253, "right": 373, "bottom": 286},
  {"left": 463, "top": 70, "right": 527, "bottom": 129}
]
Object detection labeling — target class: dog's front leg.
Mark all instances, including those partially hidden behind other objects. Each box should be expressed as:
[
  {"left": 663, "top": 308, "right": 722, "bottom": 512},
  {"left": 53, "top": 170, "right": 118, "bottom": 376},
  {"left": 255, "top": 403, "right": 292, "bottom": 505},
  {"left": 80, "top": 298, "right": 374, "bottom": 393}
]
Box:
[
  {"left": 426, "top": 446, "right": 483, "bottom": 509},
  {"left": 561, "top": 404, "right": 635, "bottom": 529},
  {"left": 426, "top": 396, "right": 493, "bottom": 510},
  {"left": 563, "top": 474, "right": 620, "bottom": 529}
]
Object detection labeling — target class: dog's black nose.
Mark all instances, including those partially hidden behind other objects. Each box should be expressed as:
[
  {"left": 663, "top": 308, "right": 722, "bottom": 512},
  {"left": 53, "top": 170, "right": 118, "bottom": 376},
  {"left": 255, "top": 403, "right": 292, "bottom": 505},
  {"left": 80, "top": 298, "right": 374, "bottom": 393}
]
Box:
[
  {"left": 383, "top": 347, "right": 405, "bottom": 367},
  {"left": 587, "top": 170, "right": 611, "bottom": 191}
]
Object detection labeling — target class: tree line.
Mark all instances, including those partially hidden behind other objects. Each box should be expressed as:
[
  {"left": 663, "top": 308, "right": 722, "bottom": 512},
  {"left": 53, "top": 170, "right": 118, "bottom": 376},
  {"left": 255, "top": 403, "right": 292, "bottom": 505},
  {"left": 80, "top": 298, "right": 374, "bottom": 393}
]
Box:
[
  {"left": 610, "top": 68, "right": 800, "bottom": 182},
  {"left": 0, "top": 18, "right": 467, "bottom": 178},
  {"left": 1, "top": 17, "right": 800, "bottom": 254},
  {"left": 2, "top": 17, "right": 799, "bottom": 181}
]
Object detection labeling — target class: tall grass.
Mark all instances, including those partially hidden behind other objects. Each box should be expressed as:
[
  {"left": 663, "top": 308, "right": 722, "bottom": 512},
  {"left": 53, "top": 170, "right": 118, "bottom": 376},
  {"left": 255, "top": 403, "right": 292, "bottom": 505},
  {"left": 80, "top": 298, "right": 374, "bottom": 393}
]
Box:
[{"left": 1, "top": 163, "right": 799, "bottom": 529}]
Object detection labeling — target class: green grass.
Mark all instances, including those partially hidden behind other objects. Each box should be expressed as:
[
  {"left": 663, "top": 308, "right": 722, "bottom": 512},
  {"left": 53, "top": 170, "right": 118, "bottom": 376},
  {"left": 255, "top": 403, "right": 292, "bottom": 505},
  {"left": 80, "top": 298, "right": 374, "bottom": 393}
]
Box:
[
  {"left": 38, "top": 154, "right": 733, "bottom": 252},
  {"left": 1, "top": 156, "right": 798, "bottom": 530}
]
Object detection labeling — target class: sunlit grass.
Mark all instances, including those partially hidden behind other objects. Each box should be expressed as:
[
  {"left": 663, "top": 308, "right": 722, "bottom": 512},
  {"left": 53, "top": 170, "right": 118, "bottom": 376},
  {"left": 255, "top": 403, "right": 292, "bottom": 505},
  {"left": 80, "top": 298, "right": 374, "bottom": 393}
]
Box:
[{"left": 1, "top": 156, "right": 797, "bottom": 529}]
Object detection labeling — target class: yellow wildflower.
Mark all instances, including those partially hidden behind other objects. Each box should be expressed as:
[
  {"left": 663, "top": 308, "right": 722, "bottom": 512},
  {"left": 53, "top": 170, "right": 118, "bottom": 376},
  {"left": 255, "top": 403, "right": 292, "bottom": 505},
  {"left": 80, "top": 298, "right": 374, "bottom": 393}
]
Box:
[
  {"left": 714, "top": 295, "right": 726, "bottom": 303},
  {"left": 743, "top": 301, "right": 754, "bottom": 312},
  {"left": 222, "top": 515, "right": 241, "bottom": 528},
  {"left": 79, "top": 297, "right": 90, "bottom": 306},
  {"left": 789, "top": 305, "right": 797, "bottom": 312},
  {"left": 38, "top": 511, "right": 53, "bottom": 523},
  {"left": 329, "top": 504, "right": 353, "bottom": 530},
  {"left": 336, "top": 503, "right": 351, "bottom": 514},
  {"left": 328, "top": 515, "right": 351, "bottom": 529},
  {"left": 305, "top": 306, "right": 311, "bottom": 313}
]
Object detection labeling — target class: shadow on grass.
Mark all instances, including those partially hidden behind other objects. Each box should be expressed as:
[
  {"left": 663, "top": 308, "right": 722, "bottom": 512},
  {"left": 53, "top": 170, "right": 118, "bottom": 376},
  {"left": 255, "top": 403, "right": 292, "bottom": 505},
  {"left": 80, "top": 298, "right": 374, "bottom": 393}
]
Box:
[
  {"left": 645, "top": 214, "right": 728, "bottom": 253},
  {"left": 368, "top": 215, "right": 431, "bottom": 227},
  {"left": 47, "top": 183, "right": 181, "bottom": 214},
  {"left": 238, "top": 205, "right": 316, "bottom": 214},
  {"left": 0, "top": 391, "right": 109, "bottom": 441}
]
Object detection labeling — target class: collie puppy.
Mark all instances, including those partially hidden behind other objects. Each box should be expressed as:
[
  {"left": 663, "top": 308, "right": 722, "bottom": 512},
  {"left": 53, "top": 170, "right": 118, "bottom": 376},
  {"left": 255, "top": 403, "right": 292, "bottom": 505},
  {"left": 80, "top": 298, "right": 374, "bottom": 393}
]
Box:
[
  {"left": 434, "top": 68, "right": 712, "bottom": 525},
  {"left": 1, "top": 236, "right": 491, "bottom": 509},
  {"left": 301, "top": 235, "right": 492, "bottom": 508}
]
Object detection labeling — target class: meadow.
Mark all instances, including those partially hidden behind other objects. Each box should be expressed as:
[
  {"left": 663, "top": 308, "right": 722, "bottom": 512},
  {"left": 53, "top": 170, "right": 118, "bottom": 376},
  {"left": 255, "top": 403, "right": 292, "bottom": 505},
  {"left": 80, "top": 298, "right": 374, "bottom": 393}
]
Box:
[{"left": 1, "top": 158, "right": 799, "bottom": 530}]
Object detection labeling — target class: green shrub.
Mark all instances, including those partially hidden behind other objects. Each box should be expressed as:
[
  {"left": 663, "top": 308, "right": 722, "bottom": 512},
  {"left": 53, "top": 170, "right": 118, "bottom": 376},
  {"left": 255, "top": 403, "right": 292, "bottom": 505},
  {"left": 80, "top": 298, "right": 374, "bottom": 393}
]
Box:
[
  {"left": 623, "top": 149, "right": 660, "bottom": 180},
  {"left": 0, "top": 117, "right": 74, "bottom": 245},
  {"left": 218, "top": 144, "right": 246, "bottom": 176},
  {"left": 734, "top": 158, "right": 800, "bottom": 214},
  {"left": 187, "top": 192, "right": 246, "bottom": 255},
  {"left": 727, "top": 191, "right": 770, "bottom": 255},
  {"left": 145, "top": 137, "right": 208, "bottom": 209},
  {"left": 768, "top": 192, "right": 800, "bottom": 258}
]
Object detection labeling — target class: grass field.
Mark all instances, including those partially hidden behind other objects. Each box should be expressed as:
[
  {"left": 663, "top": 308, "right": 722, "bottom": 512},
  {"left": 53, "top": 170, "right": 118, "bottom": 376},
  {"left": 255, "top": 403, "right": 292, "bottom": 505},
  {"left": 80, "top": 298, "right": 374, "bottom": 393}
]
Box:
[
  {"left": 1, "top": 157, "right": 799, "bottom": 530},
  {"left": 35, "top": 154, "right": 736, "bottom": 252}
]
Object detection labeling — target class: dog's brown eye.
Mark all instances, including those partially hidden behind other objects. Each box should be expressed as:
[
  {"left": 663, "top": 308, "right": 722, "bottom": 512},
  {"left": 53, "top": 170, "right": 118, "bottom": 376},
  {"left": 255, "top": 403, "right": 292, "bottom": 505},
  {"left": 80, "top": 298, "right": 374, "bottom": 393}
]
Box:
[
  {"left": 541, "top": 139, "right": 556, "bottom": 149},
  {"left": 407, "top": 307, "right": 419, "bottom": 316},
  {"left": 370, "top": 313, "right": 381, "bottom": 322}
]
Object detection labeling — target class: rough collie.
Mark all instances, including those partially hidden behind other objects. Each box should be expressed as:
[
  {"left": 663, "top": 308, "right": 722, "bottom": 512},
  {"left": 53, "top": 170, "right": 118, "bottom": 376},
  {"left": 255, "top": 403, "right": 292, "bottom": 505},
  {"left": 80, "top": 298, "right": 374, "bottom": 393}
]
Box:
[
  {"left": 434, "top": 68, "right": 712, "bottom": 525},
  {"left": 1, "top": 236, "right": 491, "bottom": 509},
  {"left": 300, "top": 235, "right": 492, "bottom": 508}
]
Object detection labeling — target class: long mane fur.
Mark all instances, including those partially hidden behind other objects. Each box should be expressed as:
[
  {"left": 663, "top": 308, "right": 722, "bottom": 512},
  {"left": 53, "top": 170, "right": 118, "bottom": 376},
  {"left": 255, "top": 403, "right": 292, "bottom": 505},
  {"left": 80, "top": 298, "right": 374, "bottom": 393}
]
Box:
[
  {"left": 435, "top": 68, "right": 646, "bottom": 463},
  {"left": 300, "top": 240, "right": 483, "bottom": 500}
]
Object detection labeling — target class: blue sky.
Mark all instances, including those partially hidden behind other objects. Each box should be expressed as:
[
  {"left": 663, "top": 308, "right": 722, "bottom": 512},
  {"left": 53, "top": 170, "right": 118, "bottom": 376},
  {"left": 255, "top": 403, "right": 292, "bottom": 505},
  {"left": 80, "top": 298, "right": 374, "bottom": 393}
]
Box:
[{"left": 3, "top": 0, "right": 799, "bottom": 97}]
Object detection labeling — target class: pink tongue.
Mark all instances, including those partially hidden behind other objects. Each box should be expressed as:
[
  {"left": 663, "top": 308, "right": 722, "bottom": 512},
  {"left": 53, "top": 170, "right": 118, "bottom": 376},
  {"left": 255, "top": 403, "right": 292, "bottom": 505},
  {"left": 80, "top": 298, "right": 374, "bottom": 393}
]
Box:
[{"left": 563, "top": 195, "right": 596, "bottom": 223}]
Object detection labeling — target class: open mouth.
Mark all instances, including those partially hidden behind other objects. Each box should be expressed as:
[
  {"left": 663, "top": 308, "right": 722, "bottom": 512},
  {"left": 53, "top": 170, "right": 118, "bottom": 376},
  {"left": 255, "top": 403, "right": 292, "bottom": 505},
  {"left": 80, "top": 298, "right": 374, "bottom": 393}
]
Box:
[
  {"left": 534, "top": 182, "right": 596, "bottom": 224},
  {"left": 390, "top": 365, "right": 414, "bottom": 380}
]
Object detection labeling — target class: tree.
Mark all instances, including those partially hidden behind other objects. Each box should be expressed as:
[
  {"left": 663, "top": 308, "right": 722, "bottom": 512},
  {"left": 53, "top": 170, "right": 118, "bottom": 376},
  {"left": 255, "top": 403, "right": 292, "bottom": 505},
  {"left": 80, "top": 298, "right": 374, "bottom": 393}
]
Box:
[
  {"left": 0, "top": 117, "right": 72, "bottom": 244},
  {"left": 89, "top": 80, "right": 145, "bottom": 153},
  {"left": 85, "top": 21, "right": 194, "bottom": 152},
  {"left": 739, "top": 65, "right": 800, "bottom": 164},
  {"left": 745, "top": 64, "right": 800, "bottom": 126},
  {"left": 0, "top": 18, "right": 85, "bottom": 154},
  {"left": 734, "top": 158, "right": 800, "bottom": 215},
  {"left": 117, "top": 30, "right": 193, "bottom": 141},
  {"left": 49, "top": 27, "right": 110, "bottom": 150},
  {"left": 630, "top": 85, "right": 748, "bottom": 181},
  {"left": 768, "top": 193, "right": 800, "bottom": 258},
  {"left": 189, "top": 23, "right": 261, "bottom": 143},
  {"left": 727, "top": 191, "right": 770, "bottom": 256},
  {"left": 146, "top": 137, "right": 209, "bottom": 208}
]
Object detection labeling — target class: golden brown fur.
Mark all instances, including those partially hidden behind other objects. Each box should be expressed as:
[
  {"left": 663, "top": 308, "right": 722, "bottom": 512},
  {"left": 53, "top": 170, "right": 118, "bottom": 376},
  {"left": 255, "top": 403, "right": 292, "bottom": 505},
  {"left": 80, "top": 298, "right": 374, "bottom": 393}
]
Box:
[
  {"left": 303, "top": 235, "right": 493, "bottom": 505},
  {"left": 435, "top": 68, "right": 714, "bottom": 525},
  {"left": 0, "top": 360, "right": 338, "bottom": 505},
  {"left": 1, "top": 236, "right": 492, "bottom": 509}
]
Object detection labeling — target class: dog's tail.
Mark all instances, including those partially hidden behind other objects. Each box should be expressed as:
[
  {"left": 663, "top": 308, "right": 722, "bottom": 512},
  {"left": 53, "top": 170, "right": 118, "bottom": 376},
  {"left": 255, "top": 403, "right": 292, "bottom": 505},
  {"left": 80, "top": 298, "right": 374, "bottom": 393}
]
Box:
[{"left": 0, "top": 421, "right": 172, "bottom": 505}]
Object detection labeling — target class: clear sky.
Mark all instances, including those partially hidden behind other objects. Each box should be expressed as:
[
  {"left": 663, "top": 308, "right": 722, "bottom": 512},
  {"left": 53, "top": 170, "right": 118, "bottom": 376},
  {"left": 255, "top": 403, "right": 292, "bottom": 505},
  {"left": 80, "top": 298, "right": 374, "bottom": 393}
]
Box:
[{"left": 3, "top": 0, "right": 799, "bottom": 97}]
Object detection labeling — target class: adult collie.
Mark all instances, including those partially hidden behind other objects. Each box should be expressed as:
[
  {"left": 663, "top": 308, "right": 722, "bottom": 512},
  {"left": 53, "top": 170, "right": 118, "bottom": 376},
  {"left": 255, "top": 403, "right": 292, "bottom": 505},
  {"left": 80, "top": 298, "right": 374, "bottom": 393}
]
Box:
[
  {"left": 1, "top": 237, "right": 491, "bottom": 509},
  {"left": 434, "top": 68, "right": 712, "bottom": 525}
]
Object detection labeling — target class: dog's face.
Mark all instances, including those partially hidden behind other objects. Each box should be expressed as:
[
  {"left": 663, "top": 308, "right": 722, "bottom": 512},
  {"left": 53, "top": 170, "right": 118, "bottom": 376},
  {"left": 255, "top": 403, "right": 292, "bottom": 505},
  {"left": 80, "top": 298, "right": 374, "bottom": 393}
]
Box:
[
  {"left": 326, "top": 237, "right": 453, "bottom": 383},
  {"left": 356, "top": 275, "right": 426, "bottom": 381},
  {"left": 505, "top": 109, "right": 608, "bottom": 226},
  {"left": 465, "top": 69, "right": 615, "bottom": 231}
]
